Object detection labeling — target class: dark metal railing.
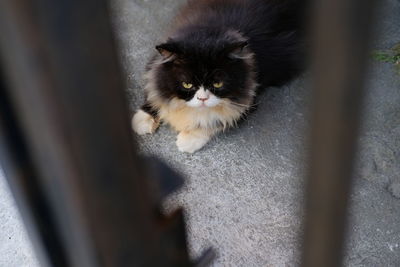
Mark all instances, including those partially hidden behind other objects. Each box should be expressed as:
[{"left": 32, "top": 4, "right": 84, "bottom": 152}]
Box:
[
  {"left": 0, "top": 0, "right": 379, "bottom": 266},
  {"left": 301, "top": 0, "right": 378, "bottom": 266},
  {"left": 0, "top": 0, "right": 212, "bottom": 266}
]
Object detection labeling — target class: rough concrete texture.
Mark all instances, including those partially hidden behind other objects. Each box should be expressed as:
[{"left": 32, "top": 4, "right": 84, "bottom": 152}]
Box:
[
  {"left": 0, "top": 0, "right": 399, "bottom": 266},
  {"left": 0, "top": 170, "right": 39, "bottom": 267},
  {"left": 111, "top": 0, "right": 400, "bottom": 266}
]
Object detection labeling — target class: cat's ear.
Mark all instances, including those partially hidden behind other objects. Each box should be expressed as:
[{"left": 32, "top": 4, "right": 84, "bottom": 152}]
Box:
[
  {"left": 155, "top": 42, "right": 180, "bottom": 62},
  {"left": 226, "top": 41, "right": 250, "bottom": 59}
]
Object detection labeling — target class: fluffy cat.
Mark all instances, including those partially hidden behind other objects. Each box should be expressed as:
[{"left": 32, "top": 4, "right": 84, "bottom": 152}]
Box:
[{"left": 132, "top": 0, "right": 306, "bottom": 153}]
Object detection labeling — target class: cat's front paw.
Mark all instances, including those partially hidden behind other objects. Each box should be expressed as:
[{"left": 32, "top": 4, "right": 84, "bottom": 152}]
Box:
[
  {"left": 131, "top": 109, "right": 159, "bottom": 135},
  {"left": 176, "top": 131, "right": 210, "bottom": 153}
]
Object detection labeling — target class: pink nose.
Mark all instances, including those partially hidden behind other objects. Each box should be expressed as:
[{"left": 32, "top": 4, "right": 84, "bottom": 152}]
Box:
[{"left": 197, "top": 97, "right": 209, "bottom": 101}]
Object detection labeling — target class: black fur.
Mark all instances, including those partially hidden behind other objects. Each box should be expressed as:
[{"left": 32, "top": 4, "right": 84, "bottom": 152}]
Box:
[
  {"left": 147, "top": 0, "right": 307, "bottom": 107},
  {"left": 141, "top": 101, "right": 158, "bottom": 118},
  {"left": 154, "top": 28, "right": 252, "bottom": 104}
]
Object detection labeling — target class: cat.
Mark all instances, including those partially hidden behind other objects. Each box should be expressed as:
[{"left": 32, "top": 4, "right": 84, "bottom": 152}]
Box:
[{"left": 132, "top": 0, "right": 307, "bottom": 153}]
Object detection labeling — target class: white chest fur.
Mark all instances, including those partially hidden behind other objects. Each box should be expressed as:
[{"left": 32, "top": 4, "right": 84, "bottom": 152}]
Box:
[{"left": 157, "top": 98, "right": 245, "bottom": 132}]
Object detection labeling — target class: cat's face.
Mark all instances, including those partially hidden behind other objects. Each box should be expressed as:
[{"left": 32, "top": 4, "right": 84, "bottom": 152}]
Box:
[{"left": 150, "top": 29, "right": 256, "bottom": 109}]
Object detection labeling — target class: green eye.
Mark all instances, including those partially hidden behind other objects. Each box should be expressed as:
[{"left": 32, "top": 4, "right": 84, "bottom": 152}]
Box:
[
  {"left": 182, "top": 82, "right": 193, "bottom": 89},
  {"left": 213, "top": 82, "right": 223, "bottom": 88}
]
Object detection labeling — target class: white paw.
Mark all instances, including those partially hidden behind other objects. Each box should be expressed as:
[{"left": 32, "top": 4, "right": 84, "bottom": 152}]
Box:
[
  {"left": 176, "top": 132, "right": 210, "bottom": 153},
  {"left": 131, "top": 110, "right": 158, "bottom": 135}
]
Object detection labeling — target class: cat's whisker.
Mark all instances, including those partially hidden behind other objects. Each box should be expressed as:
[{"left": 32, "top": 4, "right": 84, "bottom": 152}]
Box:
[
  {"left": 135, "top": 0, "right": 305, "bottom": 153},
  {"left": 221, "top": 99, "right": 245, "bottom": 107},
  {"left": 225, "top": 100, "right": 259, "bottom": 109}
]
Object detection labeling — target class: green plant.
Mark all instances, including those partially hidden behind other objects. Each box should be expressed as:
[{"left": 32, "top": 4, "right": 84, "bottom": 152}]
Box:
[{"left": 372, "top": 42, "right": 400, "bottom": 75}]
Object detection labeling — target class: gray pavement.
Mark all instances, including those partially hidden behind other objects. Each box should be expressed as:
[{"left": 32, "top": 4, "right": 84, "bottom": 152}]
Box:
[
  {"left": 1, "top": 0, "right": 399, "bottom": 266},
  {"left": 0, "top": 170, "right": 39, "bottom": 267}
]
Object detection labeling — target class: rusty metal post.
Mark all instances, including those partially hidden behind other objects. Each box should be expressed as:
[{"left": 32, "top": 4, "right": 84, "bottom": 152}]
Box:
[
  {"left": 302, "top": 0, "right": 378, "bottom": 266},
  {"left": 0, "top": 0, "right": 213, "bottom": 266}
]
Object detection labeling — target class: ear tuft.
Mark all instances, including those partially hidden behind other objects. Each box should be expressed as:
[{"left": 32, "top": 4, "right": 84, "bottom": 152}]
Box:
[
  {"left": 226, "top": 41, "right": 250, "bottom": 59},
  {"left": 155, "top": 41, "right": 180, "bottom": 61}
]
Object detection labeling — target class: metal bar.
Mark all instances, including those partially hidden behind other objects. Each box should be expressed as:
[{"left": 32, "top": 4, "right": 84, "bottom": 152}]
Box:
[
  {"left": 0, "top": 0, "right": 196, "bottom": 266},
  {"left": 0, "top": 66, "right": 67, "bottom": 267},
  {"left": 301, "top": 0, "right": 378, "bottom": 266}
]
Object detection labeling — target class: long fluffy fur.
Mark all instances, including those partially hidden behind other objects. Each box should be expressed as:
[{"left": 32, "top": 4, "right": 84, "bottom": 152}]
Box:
[
  {"left": 143, "top": 49, "right": 257, "bottom": 132},
  {"left": 132, "top": 0, "right": 307, "bottom": 152}
]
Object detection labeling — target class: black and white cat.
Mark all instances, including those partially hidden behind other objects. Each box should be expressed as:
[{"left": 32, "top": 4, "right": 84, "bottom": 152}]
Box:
[{"left": 132, "top": 0, "right": 307, "bottom": 153}]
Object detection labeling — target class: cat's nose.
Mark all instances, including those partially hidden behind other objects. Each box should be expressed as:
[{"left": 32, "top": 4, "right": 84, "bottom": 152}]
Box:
[{"left": 197, "top": 96, "right": 209, "bottom": 101}]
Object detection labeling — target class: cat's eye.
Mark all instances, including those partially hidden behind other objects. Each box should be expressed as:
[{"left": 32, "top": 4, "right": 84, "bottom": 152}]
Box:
[
  {"left": 182, "top": 82, "right": 193, "bottom": 89},
  {"left": 213, "top": 82, "right": 224, "bottom": 88}
]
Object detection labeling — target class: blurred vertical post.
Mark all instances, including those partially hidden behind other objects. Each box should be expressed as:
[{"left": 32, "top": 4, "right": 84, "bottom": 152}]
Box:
[
  {"left": 302, "top": 0, "right": 378, "bottom": 266},
  {"left": 0, "top": 0, "right": 199, "bottom": 266}
]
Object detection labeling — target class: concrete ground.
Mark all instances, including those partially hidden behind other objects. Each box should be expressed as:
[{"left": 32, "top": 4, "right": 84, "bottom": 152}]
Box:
[
  {"left": 1, "top": 0, "right": 399, "bottom": 266},
  {"left": 0, "top": 170, "right": 39, "bottom": 267}
]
